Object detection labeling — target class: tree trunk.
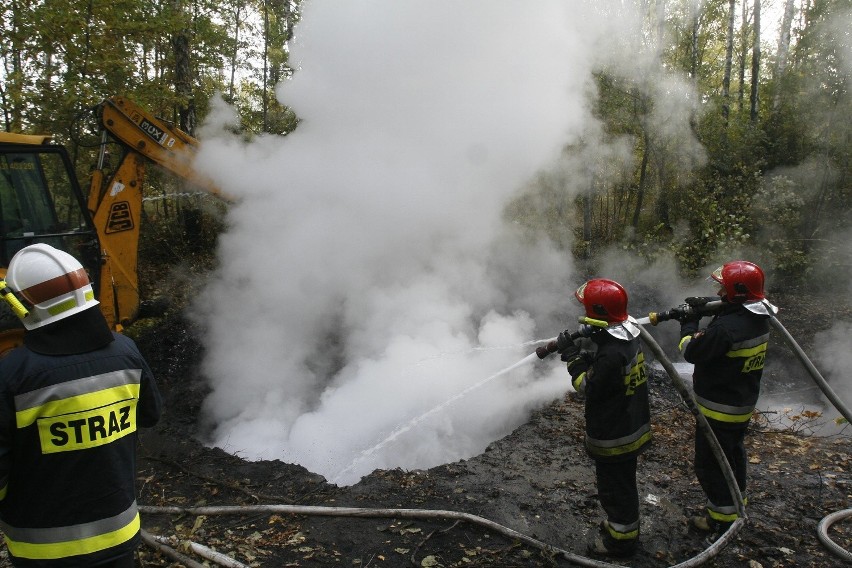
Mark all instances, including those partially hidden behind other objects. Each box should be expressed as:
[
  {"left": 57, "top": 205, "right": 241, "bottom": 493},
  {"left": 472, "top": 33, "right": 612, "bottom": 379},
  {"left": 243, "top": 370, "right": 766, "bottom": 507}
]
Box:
[
  {"left": 582, "top": 184, "right": 593, "bottom": 259},
  {"left": 738, "top": 1, "right": 748, "bottom": 111},
  {"left": 750, "top": 0, "right": 761, "bottom": 122},
  {"left": 228, "top": 0, "right": 244, "bottom": 104},
  {"left": 722, "top": 0, "right": 735, "bottom": 125},
  {"left": 172, "top": 0, "right": 195, "bottom": 134},
  {"left": 3, "top": 0, "right": 24, "bottom": 130},
  {"left": 656, "top": 0, "right": 666, "bottom": 49},
  {"left": 655, "top": 160, "right": 671, "bottom": 230},
  {"left": 773, "top": 0, "right": 796, "bottom": 109},
  {"left": 632, "top": 132, "right": 650, "bottom": 229},
  {"left": 262, "top": 0, "right": 269, "bottom": 131},
  {"left": 690, "top": 1, "right": 700, "bottom": 89}
]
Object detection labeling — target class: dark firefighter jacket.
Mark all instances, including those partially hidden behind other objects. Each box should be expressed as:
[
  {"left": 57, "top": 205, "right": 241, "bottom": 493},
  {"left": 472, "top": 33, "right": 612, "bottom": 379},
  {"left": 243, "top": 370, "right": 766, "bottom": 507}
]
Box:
[
  {"left": 0, "top": 321, "right": 161, "bottom": 567},
  {"left": 570, "top": 331, "right": 651, "bottom": 462},
  {"left": 679, "top": 303, "right": 770, "bottom": 430}
]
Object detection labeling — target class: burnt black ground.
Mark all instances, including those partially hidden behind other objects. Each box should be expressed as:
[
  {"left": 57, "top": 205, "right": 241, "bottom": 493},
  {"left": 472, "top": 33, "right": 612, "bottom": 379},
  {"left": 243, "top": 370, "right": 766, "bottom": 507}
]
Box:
[{"left": 125, "top": 288, "right": 852, "bottom": 568}]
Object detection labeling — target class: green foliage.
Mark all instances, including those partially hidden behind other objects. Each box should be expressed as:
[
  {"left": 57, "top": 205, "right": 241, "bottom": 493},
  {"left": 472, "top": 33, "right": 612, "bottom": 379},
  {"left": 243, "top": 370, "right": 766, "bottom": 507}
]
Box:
[
  {"left": 2, "top": 0, "right": 849, "bottom": 293},
  {"left": 751, "top": 173, "right": 809, "bottom": 278},
  {"left": 620, "top": 222, "right": 679, "bottom": 267},
  {"left": 668, "top": 165, "right": 757, "bottom": 271}
]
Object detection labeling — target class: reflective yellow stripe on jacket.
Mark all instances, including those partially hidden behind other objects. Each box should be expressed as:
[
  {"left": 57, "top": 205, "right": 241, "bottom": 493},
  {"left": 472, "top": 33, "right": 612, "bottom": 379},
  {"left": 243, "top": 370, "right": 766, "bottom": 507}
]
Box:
[
  {"left": 14, "top": 370, "right": 142, "bottom": 454},
  {"left": 0, "top": 502, "right": 139, "bottom": 560},
  {"left": 587, "top": 423, "right": 652, "bottom": 457},
  {"left": 586, "top": 350, "right": 650, "bottom": 457},
  {"left": 623, "top": 351, "right": 646, "bottom": 396},
  {"left": 726, "top": 333, "right": 768, "bottom": 373},
  {"left": 695, "top": 395, "right": 754, "bottom": 424},
  {"left": 572, "top": 371, "right": 587, "bottom": 394},
  {"left": 15, "top": 370, "right": 142, "bottom": 429}
]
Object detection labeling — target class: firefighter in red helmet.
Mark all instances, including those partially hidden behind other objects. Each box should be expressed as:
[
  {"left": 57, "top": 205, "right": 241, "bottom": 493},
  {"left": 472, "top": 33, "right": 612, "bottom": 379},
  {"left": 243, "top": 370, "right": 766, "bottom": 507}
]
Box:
[
  {"left": 676, "top": 260, "right": 775, "bottom": 539},
  {"left": 548, "top": 278, "right": 651, "bottom": 557}
]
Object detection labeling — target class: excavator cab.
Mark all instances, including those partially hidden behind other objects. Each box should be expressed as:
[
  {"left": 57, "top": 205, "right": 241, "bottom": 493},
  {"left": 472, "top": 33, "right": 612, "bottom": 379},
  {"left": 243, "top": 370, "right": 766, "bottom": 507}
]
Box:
[
  {"left": 0, "top": 96, "right": 227, "bottom": 356},
  {"left": 0, "top": 133, "right": 102, "bottom": 354}
]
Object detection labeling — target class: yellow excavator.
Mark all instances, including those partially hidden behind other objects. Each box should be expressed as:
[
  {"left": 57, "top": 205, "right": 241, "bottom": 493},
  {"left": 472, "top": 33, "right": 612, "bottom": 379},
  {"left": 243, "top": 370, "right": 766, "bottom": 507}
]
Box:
[{"left": 0, "top": 96, "right": 225, "bottom": 355}]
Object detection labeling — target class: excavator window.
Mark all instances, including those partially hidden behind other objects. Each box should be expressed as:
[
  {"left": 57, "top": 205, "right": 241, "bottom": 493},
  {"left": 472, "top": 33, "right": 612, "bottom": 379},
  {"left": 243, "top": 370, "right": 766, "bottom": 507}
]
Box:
[
  {"left": 0, "top": 145, "right": 102, "bottom": 335},
  {"left": 0, "top": 146, "right": 99, "bottom": 273}
]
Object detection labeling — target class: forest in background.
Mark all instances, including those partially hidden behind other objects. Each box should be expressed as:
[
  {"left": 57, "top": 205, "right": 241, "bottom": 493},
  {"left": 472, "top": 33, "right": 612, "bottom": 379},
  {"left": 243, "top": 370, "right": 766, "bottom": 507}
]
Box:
[{"left": 1, "top": 0, "right": 850, "bottom": 289}]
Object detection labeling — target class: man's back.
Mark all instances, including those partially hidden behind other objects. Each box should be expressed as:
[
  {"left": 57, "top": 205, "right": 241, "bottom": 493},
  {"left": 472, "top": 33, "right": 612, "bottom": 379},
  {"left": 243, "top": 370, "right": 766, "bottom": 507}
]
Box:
[{"left": 0, "top": 332, "right": 161, "bottom": 566}]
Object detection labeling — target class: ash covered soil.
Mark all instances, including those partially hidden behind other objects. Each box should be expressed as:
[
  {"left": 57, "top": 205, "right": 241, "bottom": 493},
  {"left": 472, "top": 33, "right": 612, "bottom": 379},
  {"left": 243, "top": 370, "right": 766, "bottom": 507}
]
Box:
[{"left": 129, "top": 290, "right": 852, "bottom": 568}]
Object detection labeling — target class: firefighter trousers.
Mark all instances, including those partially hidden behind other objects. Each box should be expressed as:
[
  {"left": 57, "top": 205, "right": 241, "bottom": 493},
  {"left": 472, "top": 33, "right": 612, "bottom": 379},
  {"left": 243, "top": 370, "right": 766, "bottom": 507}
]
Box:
[
  {"left": 694, "top": 423, "right": 747, "bottom": 519},
  {"left": 595, "top": 457, "right": 640, "bottom": 535}
]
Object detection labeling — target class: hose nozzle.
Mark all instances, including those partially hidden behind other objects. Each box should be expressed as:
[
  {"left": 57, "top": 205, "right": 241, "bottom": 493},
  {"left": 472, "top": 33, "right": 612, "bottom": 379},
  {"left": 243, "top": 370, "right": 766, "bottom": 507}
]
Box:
[
  {"left": 536, "top": 320, "right": 597, "bottom": 359},
  {"left": 536, "top": 340, "right": 559, "bottom": 359},
  {"left": 647, "top": 297, "right": 723, "bottom": 326},
  {"left": 647, "top": 309, "right": 680, "bottom": 326}
]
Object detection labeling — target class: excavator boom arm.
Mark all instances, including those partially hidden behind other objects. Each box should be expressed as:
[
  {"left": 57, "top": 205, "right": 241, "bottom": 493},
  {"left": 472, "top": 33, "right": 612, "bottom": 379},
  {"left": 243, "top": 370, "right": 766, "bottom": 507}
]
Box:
[
  {"left": 91, "top": 97, "right": 224, "bottom": 207},
  {"left": 88, "top": 97, "right": 228, "bottom": 331}
]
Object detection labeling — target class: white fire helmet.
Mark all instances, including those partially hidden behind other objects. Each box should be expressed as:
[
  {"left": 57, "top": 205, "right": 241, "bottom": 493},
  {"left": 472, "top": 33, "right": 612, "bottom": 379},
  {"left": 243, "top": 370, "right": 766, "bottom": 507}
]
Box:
[{"left": 6, "top": 244, "right": 99, "bottom": 330}]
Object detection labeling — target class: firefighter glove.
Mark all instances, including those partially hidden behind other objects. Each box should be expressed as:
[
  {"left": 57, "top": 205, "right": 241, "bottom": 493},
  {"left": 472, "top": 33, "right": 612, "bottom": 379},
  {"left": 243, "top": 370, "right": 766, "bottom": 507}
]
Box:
[
  {"left": 559, "top": 341, "right": 581, "bottom": 362},
  {"left": 671, "top": 304, "right": 699, "bottom": 323},
  {"left": 565, "top": 351, "right": 592, "bottom": 377},
  {"left": 680, "top": 319, "right": 700, "bottom": 338}
]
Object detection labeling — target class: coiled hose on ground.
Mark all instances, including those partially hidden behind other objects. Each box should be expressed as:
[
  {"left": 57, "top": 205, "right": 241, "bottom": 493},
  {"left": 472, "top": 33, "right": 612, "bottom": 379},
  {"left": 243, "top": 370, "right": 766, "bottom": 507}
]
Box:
[{"left": 767, "top": 315, "right": 852, "bottom": 563}]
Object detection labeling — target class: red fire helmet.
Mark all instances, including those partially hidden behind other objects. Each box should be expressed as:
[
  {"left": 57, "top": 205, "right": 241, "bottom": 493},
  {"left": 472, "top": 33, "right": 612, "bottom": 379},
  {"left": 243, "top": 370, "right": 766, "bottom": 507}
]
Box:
[
  {"left": 574, "top": 278, "right": 629, "bottom": 323},
  {"left": 710, "top": 260, "right": 766, "bottom": 302}
]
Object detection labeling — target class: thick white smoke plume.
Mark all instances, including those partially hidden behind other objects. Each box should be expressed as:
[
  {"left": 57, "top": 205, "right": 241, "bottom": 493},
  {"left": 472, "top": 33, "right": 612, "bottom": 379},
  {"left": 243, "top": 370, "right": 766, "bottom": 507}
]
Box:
[{"left": 191, "top": 1, "right": 698, "bottom": 485}]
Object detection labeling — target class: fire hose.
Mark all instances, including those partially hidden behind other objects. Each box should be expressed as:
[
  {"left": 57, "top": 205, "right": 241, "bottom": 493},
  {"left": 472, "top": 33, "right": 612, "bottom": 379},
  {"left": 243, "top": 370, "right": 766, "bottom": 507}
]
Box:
[
  {"left": 817, "top": 509, "right": 852, "bottom": 563},
  {"left": 766, "top": 312, "right": 852, "bottom": 563},
  {"left": 635, "top": 325, "right": 747, "bottom": 562},
  {"left": 140, "top": 305, "right": 849, "bottom": 567},
  {"left": 142, "top": 321, "right": 743, "bottom": 568},
  {"left": 139, "top": 501, "right": 731, "bottom": 568}
]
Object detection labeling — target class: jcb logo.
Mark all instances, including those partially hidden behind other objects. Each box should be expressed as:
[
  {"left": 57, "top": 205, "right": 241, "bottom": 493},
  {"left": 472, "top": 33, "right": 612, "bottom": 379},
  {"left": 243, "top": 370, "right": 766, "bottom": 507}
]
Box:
[
  {"left": 742, "top": 353, "right": 765, "bottom": 373},
  {"left": 105, "top": 201, "right": 134, "bottom": 234}
]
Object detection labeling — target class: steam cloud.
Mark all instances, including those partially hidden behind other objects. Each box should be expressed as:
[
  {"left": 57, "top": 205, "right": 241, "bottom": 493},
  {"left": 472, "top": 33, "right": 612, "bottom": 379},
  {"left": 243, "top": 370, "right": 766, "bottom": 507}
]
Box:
[{"left": 190, "top": 1, "right": 842, "bottom": 485}]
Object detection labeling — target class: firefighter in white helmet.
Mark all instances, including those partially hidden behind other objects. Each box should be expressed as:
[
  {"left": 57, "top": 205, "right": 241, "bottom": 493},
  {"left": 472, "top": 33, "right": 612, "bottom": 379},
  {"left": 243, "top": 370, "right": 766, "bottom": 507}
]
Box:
[{"left": 0, "top": 243, "right": 161, "bottom": 567}]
